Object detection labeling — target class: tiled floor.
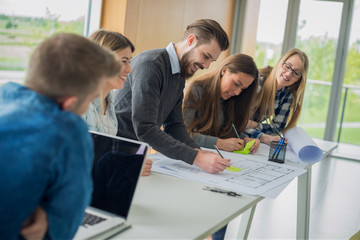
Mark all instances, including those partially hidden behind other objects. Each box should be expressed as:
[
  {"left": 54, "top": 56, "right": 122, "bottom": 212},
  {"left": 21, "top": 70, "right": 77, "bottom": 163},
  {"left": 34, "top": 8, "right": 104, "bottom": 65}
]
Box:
[{"left": 247, "top": 154, "right": 360, "bottom": 239}]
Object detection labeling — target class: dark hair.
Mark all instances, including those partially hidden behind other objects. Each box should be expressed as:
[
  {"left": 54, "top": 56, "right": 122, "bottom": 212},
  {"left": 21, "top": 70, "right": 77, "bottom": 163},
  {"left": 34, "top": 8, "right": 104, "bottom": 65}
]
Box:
[
  {"left": 89, "top": 29, "right": 135, "bottom": 52},
  {"left": 26, "top": 33, "right": 121, "bottom": 102},
  {"left": 184, "top": 53, "right": 258, "bottom": 138},
  {"left": 184, "top": 19, "right": 229, "bottom": 51}
]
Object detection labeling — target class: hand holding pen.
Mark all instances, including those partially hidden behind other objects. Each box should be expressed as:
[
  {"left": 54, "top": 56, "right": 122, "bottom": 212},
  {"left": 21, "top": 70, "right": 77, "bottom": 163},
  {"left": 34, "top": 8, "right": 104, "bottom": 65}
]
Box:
[
  {"left": 193, "top": 148, "right": 231, "bottom": 173},
  {"left": 269, "top": 119, "right": 287, "bottom": 163},
  {"left": 232, "top": 123, "right": 259, "bottom": 153}
]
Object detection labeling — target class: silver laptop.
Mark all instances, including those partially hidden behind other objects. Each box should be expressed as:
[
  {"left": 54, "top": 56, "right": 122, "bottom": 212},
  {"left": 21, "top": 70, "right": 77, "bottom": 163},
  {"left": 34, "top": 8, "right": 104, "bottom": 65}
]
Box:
[{"left": 74, "top": 131, "right": 150, "bottom": 240}]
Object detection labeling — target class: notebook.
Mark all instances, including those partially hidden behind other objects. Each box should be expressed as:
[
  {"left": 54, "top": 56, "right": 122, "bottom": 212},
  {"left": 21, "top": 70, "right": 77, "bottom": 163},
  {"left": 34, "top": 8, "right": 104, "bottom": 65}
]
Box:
[{"left": 74, "top": 131, "right": 150, "bottom": 240}]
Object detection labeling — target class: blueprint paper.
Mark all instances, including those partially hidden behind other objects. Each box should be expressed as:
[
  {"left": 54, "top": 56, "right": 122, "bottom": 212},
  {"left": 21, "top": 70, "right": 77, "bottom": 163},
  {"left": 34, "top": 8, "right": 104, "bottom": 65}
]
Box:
[
  {"left": 150, "top": 148, "right": 307, "bottom": 196},
  {"left": 284, "top": 127, "right": 323, "bottom": 163}
]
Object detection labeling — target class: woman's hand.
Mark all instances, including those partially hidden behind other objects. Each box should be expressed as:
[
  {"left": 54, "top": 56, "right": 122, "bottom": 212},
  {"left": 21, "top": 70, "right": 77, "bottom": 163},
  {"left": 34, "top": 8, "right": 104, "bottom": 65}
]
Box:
[
  {"left": 244, "top": 137, "right": 260, "bottom": 153},
  {"left": 260, "top": 134, "right": 282, "bottom": 145},
  {"left": 245, "top": 120, "right": 259, "bottom": 129},
  {"left": 216, "top": 138, "right": 244, "bottom": 152},
  {"left": 141, "top": 158, "right": 153, "bottom": 176}
]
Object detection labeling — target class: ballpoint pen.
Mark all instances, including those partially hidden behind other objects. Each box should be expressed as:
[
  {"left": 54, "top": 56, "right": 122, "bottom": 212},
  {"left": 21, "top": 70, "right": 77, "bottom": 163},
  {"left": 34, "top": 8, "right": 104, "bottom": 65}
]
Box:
[
  {"left": 271, "top": 137, "right": 285, "bottom": 162},
  {"left": 270, "top": 119, "right": 284, "bottom": 139},
  {"left": 214, "top": 145, "right": 234, "bottom": 169},
  {"left": 214, "top": 145, "right": 224, "bottom": 158}
]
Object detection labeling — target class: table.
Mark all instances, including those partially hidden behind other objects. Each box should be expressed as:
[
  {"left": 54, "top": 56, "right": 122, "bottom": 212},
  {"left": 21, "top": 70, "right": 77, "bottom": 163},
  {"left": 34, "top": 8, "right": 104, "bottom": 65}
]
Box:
[
  {"left": 101, "top": 139, "right": 337, "bottom": 239},
  {"left": 109, "top": 172, "right": 263, "bottom": 239},
  {"left": 296, "top": 139, "right": 337, "bottom": 239},
  {"left": 224, "top": 139, "right": 337, "bottom": 240}
]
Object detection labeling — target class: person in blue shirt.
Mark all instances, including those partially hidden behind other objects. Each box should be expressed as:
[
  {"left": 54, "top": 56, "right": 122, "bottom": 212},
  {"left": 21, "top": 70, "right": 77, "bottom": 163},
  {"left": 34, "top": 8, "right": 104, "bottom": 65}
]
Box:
[{"left": 0, "top": 33, "right": 121, "bottom": 239}]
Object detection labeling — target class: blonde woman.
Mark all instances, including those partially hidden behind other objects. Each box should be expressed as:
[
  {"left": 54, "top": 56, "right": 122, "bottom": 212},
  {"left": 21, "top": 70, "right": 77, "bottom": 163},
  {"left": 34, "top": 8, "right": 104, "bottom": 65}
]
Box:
[
  {"left": 83, "top": 29, "right": 152, "bottom": 176},
  {"left": 84, "top": 29, "right": 134, "bottom": 135},
  {"left": 245, "top": 48, "right": 309, "bottom": 144}
]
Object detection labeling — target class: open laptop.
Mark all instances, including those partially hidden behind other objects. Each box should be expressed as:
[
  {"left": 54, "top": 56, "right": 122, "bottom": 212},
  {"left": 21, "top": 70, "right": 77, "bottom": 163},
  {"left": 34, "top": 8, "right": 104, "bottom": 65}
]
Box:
[{"left": 74, "top": 131, "right": 150, "bottom": 240}]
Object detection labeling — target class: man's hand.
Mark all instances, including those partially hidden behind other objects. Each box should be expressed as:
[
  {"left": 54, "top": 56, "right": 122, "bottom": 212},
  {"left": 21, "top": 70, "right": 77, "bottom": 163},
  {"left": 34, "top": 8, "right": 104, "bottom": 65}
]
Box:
[
  {"left": 141, "top": 158, "right": 153, "bottom": 176},
  {"left": 21, "top": 206, "right": 48, "bottom": 240},
  {"left": 216, "top": 138, "right": 244, "bottom": 152},
  {"left": 244, "top": 137, "right": 260, "bottom": 153},
  {"left": 193, "top": 149, "right": 231, "bottom": 173}
]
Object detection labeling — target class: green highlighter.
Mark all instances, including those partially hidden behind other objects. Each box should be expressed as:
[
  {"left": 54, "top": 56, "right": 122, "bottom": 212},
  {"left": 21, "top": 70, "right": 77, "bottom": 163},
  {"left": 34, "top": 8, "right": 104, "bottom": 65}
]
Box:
[{"left": 233, "top": 139, "right": 256, "bottom": 154}]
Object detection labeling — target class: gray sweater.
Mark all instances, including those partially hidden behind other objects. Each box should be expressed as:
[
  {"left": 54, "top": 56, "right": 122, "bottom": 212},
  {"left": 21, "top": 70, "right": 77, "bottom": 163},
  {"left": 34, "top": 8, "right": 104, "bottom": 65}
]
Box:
[{"left": 114, "top": 48, "right": 199, "bottom": 164}]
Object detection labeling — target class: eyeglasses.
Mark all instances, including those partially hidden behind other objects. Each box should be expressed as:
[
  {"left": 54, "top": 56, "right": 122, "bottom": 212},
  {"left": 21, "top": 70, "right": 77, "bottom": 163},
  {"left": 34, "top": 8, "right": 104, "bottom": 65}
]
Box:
[{"left": 282, "top": 62, "right": 302, "bottom": 79}]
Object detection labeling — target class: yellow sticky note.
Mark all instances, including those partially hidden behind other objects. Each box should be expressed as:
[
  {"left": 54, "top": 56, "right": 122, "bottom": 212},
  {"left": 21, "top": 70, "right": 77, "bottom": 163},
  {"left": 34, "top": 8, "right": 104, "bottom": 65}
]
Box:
[
  {"left": 226, "top": 166, "right": 242, "bottom": 172},
  {"left": 233, "top": 139, "right": 256, "bottom": 154}
]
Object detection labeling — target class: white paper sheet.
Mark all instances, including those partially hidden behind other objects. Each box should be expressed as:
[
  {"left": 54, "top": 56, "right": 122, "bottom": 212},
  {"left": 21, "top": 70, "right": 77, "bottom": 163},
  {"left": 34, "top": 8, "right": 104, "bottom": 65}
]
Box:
[
  {"left": 151, "top": 147, "right": 307, "bottom": 197},
  {"left": 284, "top": 127, "right": 323, "bottom": 163}
]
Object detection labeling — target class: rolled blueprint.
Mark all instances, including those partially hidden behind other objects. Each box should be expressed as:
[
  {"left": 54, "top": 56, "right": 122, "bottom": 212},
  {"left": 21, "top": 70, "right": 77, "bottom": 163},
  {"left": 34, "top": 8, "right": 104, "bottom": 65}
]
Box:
[{"left": 284, "top": 127, "right": 323, "bottom": 163}]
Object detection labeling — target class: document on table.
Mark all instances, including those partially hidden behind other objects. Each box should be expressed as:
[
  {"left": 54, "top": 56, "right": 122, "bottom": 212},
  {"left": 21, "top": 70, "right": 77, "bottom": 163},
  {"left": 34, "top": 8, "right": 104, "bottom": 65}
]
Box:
[
  {"left": 151, "top": 146, "right": 307, "bottom": 196},
  {"left": 284, "top": 127, "right": 323, "bottom": 163}
]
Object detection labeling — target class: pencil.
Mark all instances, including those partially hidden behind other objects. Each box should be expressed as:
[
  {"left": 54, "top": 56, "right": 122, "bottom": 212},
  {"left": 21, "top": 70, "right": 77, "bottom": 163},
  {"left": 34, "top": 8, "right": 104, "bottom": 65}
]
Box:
[
  {"left": 214, "top": 145, "right": 224, "bottom": 158},
  {"left": 232, "top": 123, "right": 241, "bottom": 139}
]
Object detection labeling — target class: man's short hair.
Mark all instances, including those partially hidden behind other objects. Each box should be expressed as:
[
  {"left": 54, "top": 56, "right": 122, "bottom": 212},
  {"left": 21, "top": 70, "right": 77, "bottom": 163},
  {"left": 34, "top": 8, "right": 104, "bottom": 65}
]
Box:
[
  {"left": 183, "top": 19, "right": 229, "bottom": 51},
  {"left": 26, "top": 33, "right": 121, "bottom": 102}
]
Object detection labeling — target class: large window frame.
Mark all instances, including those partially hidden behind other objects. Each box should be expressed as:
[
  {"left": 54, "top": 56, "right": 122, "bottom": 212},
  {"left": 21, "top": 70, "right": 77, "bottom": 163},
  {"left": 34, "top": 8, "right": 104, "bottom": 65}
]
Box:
[{"left": 233, "top": 0, "right": 356, "bottom": 143}]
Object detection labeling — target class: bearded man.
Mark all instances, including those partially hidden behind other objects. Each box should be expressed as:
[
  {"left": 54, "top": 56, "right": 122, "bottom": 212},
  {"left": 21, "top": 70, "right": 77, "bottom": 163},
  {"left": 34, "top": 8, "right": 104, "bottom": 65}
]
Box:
[{"left": 114, "top": 19, "right": 230, "bottom": 173}]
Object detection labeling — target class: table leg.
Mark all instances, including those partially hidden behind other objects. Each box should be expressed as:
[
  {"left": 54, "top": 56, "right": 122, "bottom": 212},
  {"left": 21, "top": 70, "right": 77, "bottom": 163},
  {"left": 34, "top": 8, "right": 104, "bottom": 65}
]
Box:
[
  {"left": 297, "top": 166, "right": 312, "bottom": 239},
  {"left": 225, "top": 205, "right": 257, "bottom": 240}
]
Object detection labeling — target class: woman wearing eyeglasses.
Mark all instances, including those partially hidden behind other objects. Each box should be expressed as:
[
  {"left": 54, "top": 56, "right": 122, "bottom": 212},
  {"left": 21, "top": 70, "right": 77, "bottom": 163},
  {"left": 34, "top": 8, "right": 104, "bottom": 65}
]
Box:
[{"left": 244, "top": 48, "right": 309, "bottom": 144}]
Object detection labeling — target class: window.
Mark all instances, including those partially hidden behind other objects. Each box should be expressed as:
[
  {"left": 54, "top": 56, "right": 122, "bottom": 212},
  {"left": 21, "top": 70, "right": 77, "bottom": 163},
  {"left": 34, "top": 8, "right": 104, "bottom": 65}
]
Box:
[
  {"left": 337, "top": 0, "right": 360, "bottom": 145},
  {"left": 255, "top": 0, "right": 289, "bottom": 68},
  {"left": 295, "top": 0, "right": 343, "bottom": 139},
  {"left": 0, "top": 0, "right": 89, "bottom": 84}
]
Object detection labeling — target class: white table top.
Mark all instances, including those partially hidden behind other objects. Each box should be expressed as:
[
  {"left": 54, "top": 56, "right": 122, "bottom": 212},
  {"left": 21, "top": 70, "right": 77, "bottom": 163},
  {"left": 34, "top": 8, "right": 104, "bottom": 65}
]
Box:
[
  {"left": 93, "top": 138, "right": 337, "bottom": 239},
  {"left": 107, "top": 172, "right": 262, "bottom": 239}
]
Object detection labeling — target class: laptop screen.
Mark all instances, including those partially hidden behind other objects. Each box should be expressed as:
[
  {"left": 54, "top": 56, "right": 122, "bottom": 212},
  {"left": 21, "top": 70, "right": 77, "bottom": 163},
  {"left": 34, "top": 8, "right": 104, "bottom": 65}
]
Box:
[{"left": 90, "top": 131, "right": 148, "bottom": 219}]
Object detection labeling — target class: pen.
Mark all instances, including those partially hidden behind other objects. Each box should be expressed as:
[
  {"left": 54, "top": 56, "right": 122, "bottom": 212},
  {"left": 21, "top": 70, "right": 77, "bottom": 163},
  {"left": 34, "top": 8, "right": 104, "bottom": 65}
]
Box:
[
  {"left": 214, "top": 145, "right": 224, "bottom": 158},
  {"left": 270, "top": 120, "right": 284, "bottom": 139},
  {"left": 271, "top": 138, "right": 285, "bottom": 161},
  {"left": 232, "top": 123, "right": 246, "bottom": 150},
  {"left": 232, "top": 123, "right": 241, "bottom": 139}
]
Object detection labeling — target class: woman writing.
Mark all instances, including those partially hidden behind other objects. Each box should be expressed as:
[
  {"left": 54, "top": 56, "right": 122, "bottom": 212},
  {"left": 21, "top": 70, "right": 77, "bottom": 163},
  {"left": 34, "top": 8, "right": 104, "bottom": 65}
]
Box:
[{"left": 183, "top": 53, "right": 260, "bottom": 153}]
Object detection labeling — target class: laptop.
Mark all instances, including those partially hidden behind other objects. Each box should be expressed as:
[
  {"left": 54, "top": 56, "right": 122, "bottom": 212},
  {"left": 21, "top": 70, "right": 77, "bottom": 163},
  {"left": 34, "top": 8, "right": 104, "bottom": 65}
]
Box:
[{"left": 74, "top": 131, "right": 150, "bottom": 240}]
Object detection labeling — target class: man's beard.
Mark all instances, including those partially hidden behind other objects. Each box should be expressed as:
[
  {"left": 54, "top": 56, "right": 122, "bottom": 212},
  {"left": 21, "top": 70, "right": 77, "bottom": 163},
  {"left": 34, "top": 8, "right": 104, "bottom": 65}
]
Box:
[{"left": 180, "top": 50, "right": 195, "bottom": 79}]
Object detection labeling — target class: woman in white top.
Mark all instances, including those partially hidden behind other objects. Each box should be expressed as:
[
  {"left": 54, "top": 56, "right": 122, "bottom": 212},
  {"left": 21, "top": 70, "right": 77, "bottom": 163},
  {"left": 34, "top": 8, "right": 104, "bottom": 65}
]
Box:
[{"left": 83, "top": 29, "right": 152, "bottom": 176}]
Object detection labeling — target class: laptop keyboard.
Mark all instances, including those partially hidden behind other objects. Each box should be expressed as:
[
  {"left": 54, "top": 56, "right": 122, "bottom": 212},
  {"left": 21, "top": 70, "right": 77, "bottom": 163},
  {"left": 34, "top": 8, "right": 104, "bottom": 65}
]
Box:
[{"left": 82, "top": 213, "right": 106, "bottom": 227}]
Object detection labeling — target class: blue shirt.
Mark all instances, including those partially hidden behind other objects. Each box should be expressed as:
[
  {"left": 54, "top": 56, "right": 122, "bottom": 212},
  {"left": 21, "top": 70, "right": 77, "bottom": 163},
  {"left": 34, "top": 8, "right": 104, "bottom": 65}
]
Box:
[
  {"left": 0, "top": 82, "right": 94, "bottom": 239},
  {"left": 166, "top": 42, "right": 180, "bottom": 74}
]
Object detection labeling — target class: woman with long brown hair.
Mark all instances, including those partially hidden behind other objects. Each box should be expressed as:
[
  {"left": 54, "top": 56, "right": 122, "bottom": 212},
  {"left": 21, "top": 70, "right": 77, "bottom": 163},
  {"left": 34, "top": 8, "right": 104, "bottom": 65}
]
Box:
[{"left": 183, "top": 53, "right": 260, "bottom": 152}]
